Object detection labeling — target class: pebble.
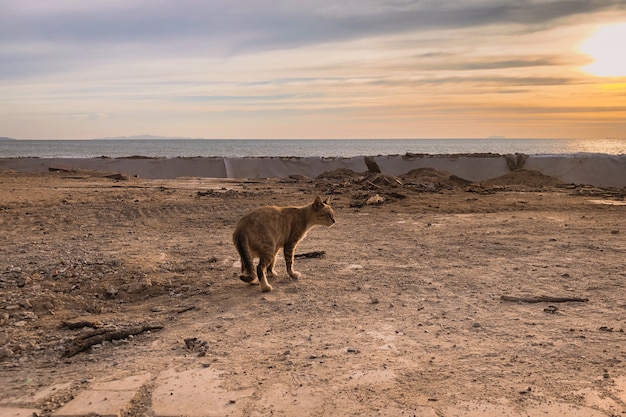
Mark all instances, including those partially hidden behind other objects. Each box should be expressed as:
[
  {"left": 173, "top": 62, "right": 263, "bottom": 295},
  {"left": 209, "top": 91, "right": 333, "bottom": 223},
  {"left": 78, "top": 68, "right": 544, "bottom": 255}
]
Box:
[
  {"left": 16, "top": 276, "right": 32, "bottom": 287},
  {"left": 0, "top": 346, "right": 13, "bottom": 360}
]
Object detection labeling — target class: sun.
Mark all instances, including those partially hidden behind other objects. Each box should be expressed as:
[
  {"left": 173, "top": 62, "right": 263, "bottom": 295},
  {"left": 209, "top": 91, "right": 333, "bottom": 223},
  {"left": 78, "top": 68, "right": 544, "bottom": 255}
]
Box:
[{"left": 580, "top": 22, "right": 626, "bottom": 77}]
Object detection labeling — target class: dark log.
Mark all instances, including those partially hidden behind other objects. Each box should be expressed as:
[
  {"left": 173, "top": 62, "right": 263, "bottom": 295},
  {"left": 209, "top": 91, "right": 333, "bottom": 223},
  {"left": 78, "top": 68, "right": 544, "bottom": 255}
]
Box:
[
  {"left": 60, "top": 320, "right": 103, "bottom": 330},
  {"left": 64, "top": 324, "right": 163, "bottom": 357},
  {"left": 294, "top": 251, "right": 326, "bottom": 259}
]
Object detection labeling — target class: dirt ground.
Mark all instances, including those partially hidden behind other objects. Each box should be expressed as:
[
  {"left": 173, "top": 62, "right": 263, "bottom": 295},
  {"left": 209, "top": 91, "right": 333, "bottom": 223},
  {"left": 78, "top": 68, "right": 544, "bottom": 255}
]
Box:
[{"left": 1, "top": 168, "right": 626, "bottom": 416}]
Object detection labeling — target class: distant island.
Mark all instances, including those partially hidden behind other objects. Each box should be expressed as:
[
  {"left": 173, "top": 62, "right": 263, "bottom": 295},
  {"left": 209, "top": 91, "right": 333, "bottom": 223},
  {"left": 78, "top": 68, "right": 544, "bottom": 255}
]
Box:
[
  {"left": 94, "top": 134, "right": 198, "bottom": 140},
  {"left": 0, "top": 137, "right": 17, "bottom": 141}
]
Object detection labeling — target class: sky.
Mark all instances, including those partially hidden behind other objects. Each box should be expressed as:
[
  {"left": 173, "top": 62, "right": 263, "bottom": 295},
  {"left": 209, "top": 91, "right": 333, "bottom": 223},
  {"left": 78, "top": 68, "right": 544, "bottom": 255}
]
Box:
[{"left": 1, "top": 0, "right": 625, "bottom": 139}]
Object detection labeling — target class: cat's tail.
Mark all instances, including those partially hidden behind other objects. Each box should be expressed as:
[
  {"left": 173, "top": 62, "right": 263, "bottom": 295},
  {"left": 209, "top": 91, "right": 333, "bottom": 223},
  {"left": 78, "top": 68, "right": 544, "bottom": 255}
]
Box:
[{"left": 233, "top": 232, "right": 256, "bottom": 283}]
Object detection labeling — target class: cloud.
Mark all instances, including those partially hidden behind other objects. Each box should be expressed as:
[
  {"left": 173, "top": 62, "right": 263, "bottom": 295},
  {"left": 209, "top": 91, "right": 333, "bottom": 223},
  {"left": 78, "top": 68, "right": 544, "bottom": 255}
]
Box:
[
  {"left": 2, "top": 0, "right": 623, "bottom": 82},
  {"left": 3, "top": 1, "right": 625, "bottom": 50},
  {"left": 2, "top": 0, "right": 625, "bottom": 138}
]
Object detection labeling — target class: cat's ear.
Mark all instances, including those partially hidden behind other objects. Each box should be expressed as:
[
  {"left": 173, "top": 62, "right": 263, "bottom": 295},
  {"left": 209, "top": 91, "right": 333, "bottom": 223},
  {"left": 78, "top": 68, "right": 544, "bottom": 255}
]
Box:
[
  {"left": 313, "top": 196, "right": 324, "bottom": 210},
  {"left": 323, "top": 197, "right": 331, "bottom": 205}
]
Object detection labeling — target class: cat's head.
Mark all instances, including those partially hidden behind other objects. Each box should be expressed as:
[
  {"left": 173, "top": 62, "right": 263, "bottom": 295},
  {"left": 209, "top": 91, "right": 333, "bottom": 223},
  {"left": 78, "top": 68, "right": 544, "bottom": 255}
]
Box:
[{"left": 312, "top": 196, "right": 336, "bottom": 227}]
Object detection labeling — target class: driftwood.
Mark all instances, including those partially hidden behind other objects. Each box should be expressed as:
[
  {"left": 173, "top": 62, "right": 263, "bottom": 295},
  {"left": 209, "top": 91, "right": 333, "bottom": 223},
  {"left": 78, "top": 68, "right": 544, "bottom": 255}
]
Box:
[
  {"left": 501, "top": 295, "right": 589, "bottom": 303},
  {"left": 60, "top": 320, "right": 103, "bottom": 330},
  {"left": 359, "top": 173, "right": 404, "bottom": 188},
  {"left": 176, "top": 306, "right": 197, "bottom": 314},
  {"left": 294, "top": 251, "right": 326, "bottom": 259},
  {"left": 49, "top": 166, "right": 128, "bottom": 180},
  {"left": 364, "top": 156, "right": 382, "bottom": 173},
  {"left": 505, "top": 153, "right": 528, "bottom": 170},
  {"left": 64, "top": 323, "right": 163, "bottom": 358}
]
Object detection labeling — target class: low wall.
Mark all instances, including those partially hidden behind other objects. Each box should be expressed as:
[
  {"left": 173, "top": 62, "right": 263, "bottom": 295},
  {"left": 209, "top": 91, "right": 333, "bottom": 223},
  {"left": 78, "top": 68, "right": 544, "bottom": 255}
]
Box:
[{"left": 1, "top": 154, "right": 625, "bottom": 187}]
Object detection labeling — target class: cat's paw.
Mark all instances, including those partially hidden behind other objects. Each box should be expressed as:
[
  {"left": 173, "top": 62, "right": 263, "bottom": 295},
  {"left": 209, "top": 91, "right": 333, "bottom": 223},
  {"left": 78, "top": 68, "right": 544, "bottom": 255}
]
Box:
[
  {"left": 261, "top": 283, "right": 273, "bottom": 292},
  {"left": 239, "top": 274, "right": 257, "bottom": 283},
  {"left": 289, "top": 271, "right": 302, "bottom": 280},
  {"left": 267, "top": 269, "right": 278, "bottom": 278}
]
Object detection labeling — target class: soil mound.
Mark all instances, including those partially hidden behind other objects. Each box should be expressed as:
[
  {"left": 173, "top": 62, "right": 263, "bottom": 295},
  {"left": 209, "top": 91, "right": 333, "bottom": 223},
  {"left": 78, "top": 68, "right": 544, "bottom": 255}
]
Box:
[
  {"left": 481, "top": 169, "right": 562, "bottom": 187},
  {"left": 400, "top": 167, "right": 471, "bottom": 189},
  {"left": 316, "top": 168, "right": 363, "bottom": 181}
]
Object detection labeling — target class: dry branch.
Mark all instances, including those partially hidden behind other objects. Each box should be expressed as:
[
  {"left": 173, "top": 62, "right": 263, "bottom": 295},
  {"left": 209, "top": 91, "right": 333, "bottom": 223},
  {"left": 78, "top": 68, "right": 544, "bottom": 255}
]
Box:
[
  {"left": 60, "top": 320, "right": 103, "bottom": 330},
  {"left": 64, "top": 324, "right": 163, "bottom": 358},
  {"left": 294, "top": 251, "right": 326, "bottom": 259},
  {"left": 501, "top": 295, "right": 589, "bottom": 303},
  {"left": 176, "top": 306, "right": 197, "bottom": 314}
]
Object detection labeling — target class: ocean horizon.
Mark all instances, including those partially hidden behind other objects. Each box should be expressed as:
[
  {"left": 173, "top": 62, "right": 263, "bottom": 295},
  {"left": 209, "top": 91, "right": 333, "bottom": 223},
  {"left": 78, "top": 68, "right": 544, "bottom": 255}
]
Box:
[{"left": 1, "top": 138, "right": 625, "bottom": 159}]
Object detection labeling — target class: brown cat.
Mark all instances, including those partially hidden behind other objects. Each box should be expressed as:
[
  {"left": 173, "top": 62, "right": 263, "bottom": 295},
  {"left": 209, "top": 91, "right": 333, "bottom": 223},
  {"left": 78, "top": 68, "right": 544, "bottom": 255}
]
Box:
[{"left": 233, "top": 196, "right": 336, "bottom": 292}]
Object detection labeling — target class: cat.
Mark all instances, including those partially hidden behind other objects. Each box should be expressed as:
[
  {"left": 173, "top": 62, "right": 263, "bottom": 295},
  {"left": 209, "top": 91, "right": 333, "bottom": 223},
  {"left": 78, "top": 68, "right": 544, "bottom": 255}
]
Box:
[{"left": 233, "top": 196, "right": 336, "bottom": 292}]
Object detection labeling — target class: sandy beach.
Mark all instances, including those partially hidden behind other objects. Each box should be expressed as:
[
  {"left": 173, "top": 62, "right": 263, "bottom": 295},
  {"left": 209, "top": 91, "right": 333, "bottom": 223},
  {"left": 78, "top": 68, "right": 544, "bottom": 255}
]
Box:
[{"left": 1, "top": 166, "right": 626, "bottom": 416}]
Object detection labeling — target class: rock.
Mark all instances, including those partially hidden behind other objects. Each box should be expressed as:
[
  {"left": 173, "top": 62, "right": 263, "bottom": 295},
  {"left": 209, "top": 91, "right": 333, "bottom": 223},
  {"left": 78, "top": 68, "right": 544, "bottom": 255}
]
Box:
[
  {"left": 0, "top": 346, "right": 13, "bottom": 361},
  {"left": 16, "top": 275, "right": 32, "bottom": 288},
  {"left": 126, "top": 281, "right": 151, "bottom": 294},
  {"left": 19, "top": 299, "right": 32, "bottom": 308},
  {"left": 366, "top": 194, "right": 385, "bottom": 205},
  {"left": 15, "top": 311, "right": 38, "bottom": 321},
  {"left": 105, "top": 286, "right": 119, "bottom": 298}
]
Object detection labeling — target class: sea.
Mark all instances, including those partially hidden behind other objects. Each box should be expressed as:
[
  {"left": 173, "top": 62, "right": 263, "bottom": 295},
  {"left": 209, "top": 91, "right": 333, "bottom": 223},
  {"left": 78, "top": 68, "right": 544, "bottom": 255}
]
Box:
[{"left": 1, "top": 138, "right": 625, "bottom": 159}]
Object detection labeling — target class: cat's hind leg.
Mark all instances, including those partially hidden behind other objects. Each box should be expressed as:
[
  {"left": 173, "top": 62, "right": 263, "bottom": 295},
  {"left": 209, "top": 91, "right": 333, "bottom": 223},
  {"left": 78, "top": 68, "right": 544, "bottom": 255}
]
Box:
[
  {"left": 256, "top": 256, "right": 274, "bottom": 292},
  {"left": 238, "top": 262, "right": 259, "bottom": 284},
  {"left": 266, "top": 250, "right": 279, "bottom": 278},
  {"left": 234, "top": 234, "right": 258, "bottom": 284},
  {"left": 237, "top": 261, "right": 258, "bottom": 284}
]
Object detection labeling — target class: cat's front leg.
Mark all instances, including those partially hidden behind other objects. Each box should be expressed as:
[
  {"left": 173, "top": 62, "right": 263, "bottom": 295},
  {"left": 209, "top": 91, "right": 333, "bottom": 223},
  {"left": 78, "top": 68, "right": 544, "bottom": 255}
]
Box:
[{"left": 284, "top": 243, "right": 301, "bottom": 280}]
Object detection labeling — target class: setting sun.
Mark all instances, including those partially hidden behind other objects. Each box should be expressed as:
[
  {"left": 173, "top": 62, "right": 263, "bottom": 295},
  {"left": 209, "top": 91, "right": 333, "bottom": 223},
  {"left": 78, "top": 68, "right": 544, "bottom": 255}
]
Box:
[{"left": 580, "top": 22, "right": 626, "bottom": 77}]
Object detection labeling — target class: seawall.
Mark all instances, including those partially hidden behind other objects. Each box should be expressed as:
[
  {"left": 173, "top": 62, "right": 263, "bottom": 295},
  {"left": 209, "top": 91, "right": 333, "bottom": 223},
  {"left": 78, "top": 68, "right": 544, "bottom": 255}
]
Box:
[{"left": 1, "top": 153, "right": 625, "bottom": 187}]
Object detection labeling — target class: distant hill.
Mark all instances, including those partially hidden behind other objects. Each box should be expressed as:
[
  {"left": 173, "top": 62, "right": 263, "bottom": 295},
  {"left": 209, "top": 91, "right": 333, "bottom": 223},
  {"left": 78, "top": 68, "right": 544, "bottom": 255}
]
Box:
[
  {"left": 0, "top": 137, "right": 16, "bottom": 141},
  {"left": 94, "top": 134, "right": 196, "bottom": 140}
]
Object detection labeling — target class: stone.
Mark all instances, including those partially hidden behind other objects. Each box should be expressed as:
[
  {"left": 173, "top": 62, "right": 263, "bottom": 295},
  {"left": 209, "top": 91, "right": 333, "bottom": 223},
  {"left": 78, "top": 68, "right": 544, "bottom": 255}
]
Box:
[
  {"left": 0, "top": 407, "right": 40, "bottom": 417},
  {"left": 91, "top": 373, "right": 151, "bottom": 391},
  {"left": 52, "top": 390, "right": 135, "bottom": 417},
  {"left": 151, "top": 367, "right": 253, "bottom": 417}
]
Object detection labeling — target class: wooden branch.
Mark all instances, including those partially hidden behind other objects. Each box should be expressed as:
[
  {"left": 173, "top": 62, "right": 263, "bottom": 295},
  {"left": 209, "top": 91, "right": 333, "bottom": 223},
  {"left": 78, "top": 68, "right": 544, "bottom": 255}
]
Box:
[
  {"left": 60, "top": 320, "right": 103, "bottom": 330},
  {"left": 176, "top": 306, "right": 197, "bottom": 314},
  {"left": 64, "top": 324, "right": 163, "bottom": 358},
  {"left": 501, "top": 295, "right": 589, "bottom": 303},
  {"left": 294, "top": 251, "right": 326, "bottom": 259}
]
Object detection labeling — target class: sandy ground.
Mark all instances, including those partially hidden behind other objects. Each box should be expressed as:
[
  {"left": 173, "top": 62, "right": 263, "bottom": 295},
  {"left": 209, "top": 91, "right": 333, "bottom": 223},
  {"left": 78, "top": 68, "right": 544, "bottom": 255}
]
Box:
[{"left": 1, "top": 168, "right": 626, "bottom": 416}]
